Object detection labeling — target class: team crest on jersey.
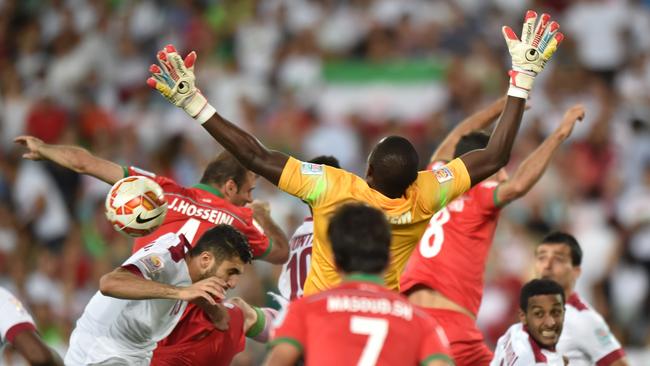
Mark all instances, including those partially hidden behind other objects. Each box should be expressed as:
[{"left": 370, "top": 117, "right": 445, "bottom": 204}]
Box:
[
  {"left": 140, "top": 254, "right": 164, "bottom": 273},
  {"left": 300, "top": 163, "right": 324, "bottom": 175},
  {"left": 433, "top": 167, "right": 454, "bottom": 183},
  {"left": 131, "top": 166, "right": 156, "bottom": 178}
]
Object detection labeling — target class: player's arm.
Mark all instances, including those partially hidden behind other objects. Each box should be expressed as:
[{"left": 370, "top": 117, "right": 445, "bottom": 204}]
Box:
[
  {"left": 14, "top": 135, "right": 123, "bottom": 184},
  {"left": 249, "top": 201, "right": 289, "bottom": 264},
  {"left": 264, "top": 343, "right": 302, "bottom": 366},
  {"left": 99, "top": 267, "right": 226, "bottom": 304},
  {"left": 431, "top": 97, "right": 506, "bottom": 163},
  {"left": 495, "top": 104, "right": 584, "bottom": 205},
  {"left": 146, "top": 45, "right": 288, "bottom": 185},
  {"left": 459, "top": 12, "right": 564, "bottom": 186},
  {"left": 229, "top": 297, "right": 278, "bottom": 342},
  {"left": 12, "top": 331, "right": 64, "bottom": 366},
  {"left": 264, "top": 301, "right": 306, "bottom": 366}
]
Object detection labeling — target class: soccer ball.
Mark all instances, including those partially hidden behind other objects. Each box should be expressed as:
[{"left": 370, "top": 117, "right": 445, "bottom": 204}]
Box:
[{"left": 105, "top": 176, "right": 168, "bottom": 237}]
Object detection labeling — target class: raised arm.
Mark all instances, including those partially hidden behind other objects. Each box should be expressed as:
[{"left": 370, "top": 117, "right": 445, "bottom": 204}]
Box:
[
  {"left": 249, "top": 200, "right": 289, "bottom": 264},
  {"left": 14, "top": 135, "right": 123, "bottom": 184},
  {"left": 146, "top": 46, "right": 288, "bottom": 185},
  {"left": 459, "top": 11, "right": 564, "bottom": 186},
  {"left": 99, "top": 267, "right": 225, "bottom": 304},
  {"left": 496, "top": 104, "right": 584, "bottom": 205},
  {"left": 431, "top": 97, "right": 506, "bottom": 163}
]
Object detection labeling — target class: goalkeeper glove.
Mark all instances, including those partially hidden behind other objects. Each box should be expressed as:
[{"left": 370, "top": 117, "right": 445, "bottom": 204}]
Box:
[
  {"left": 503, "top": 11, "right": 564, "bottom": 99},
  {"left": 147, "top": 44, "right": 216, "bottom": 124}
]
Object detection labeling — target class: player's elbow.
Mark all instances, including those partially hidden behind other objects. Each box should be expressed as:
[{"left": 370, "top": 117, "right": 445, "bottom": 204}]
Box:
[
  {"left": 69, "top": 149, "right": 92, "bottom": 174},
  {"left": 23, "top": 344, "right": 59, "bottom": 366},
  {"left": 99, "top": 272, "right": 119, "bottom": 297}
]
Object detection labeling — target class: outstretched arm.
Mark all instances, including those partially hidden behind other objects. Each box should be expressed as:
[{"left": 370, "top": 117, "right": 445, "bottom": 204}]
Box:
[
  {"left": 13, "top": 331, "right": 64, "bottom": 366},
  {"left": 458, "top": 11, "right": 564, "bottom": 186},
  {"left": 146, "top": 45, "right": 288, "bottom": 185},
  {"left": 249, "top": 200, "right": 289, "bottom": 264},
  {"left": 496, "top": 104, "right": 584, "bottom": 205},
  {"left": 14, "top": 135, "right": 123, "bottom": 184},
  {"left": 431, "top": 97, "right": 506, "bottom": 163}
]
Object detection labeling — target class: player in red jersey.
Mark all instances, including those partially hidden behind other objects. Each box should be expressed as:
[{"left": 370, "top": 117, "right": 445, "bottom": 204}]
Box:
[
  {"left": 14, "top": 136, "right": 289, "bottom": 363},
  {"left": 266, "top": 203, "right": 453, "bottom": 366},
  {"left": 399, "top": 102, "right": 585, "bottom": 366},
  {"left": 14, "top": 136, "right": 289, "bottom": 261}
]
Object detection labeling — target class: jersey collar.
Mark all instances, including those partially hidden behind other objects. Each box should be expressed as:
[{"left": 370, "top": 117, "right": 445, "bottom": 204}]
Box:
[
  {"left": 344, "top": 273, "right": 384, "bottom": 286},
  {"left": 193, "top": 183, "right": 225, "bottom": 198}
]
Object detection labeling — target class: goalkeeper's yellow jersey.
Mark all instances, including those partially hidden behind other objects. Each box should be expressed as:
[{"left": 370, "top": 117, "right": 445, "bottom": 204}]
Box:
[{"left": 278, "top": 156, "right": 471, "bottom": 295}]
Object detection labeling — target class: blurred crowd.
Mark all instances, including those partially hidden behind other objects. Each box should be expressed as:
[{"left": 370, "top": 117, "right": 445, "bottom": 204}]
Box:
[{"left": 1, "top": 0, "right": 650, "bottom": 363}]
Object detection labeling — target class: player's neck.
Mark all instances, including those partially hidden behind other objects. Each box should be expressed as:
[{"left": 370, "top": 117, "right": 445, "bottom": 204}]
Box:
[{"left": 342, "top": 273, "right": 384, "bottom": 285}]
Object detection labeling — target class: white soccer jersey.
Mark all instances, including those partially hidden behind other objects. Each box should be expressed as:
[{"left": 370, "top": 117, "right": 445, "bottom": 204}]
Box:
[
  {"left": 65, "top": 233, "right": 192, "bottom": 366},
  {"left": 0, "top": 287, "right": 36, "bottom": 348},
  {"left": 491, "top": 323, "right": 564, "bottom": 366},
  {"left": 557, "top": 293, "right": 626, "bottom": 366},
  {"left": 277, "top": 218, "right": 313, "bottom": 300}
]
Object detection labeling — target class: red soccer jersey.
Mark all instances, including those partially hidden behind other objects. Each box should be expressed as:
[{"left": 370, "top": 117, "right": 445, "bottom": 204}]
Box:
[
  {"left": 399, "top": 163, "right": 501, "bottom": 316},
  {"left": 151, "top": 302, "right": 246, "bottom": 366},
  {"left": 125, "top": 166, "right": 271, "bottom": 258},
  {"left": 271, "top": 276, "right": 452, "bottom": 366}
]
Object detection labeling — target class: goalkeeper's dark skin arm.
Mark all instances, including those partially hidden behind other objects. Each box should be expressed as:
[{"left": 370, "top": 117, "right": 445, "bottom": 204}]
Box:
[{"left": 194, "top": 96, "right": 525, "bottom": 187}]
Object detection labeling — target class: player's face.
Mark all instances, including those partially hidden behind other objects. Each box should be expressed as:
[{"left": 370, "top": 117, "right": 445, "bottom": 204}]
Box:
[
  {"left": 225, "top": 172, "right": 257, "bottom": 207},
  {"left": 209, "top": 257, "right": 245, "bottom": 290},
  {"left": 520, "top": 294, "right": 565, "bottom": 348},
  {"left": 534, "top": 243, "right": 579, "bottom": 293}
]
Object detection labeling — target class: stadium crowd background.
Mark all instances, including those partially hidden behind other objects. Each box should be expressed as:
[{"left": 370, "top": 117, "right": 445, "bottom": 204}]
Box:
[{"left": 0, "top": 0, "right": 649, "bottom": 364}]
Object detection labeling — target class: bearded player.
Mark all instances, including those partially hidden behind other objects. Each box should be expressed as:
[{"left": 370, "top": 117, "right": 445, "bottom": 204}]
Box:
[
  {"left": 14, "top": 140, "right": 289, "bottom": 363},
  {"left": 399, "top": 95, "right": 583, "bottom": 365},
  {"left": 146, "top": 10, "right": 564, "bottom": 295}
]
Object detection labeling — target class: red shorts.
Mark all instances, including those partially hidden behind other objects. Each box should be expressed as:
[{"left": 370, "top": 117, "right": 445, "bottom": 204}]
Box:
[{"left": 421, "top": 308, "right": 493, "bottom": 366}]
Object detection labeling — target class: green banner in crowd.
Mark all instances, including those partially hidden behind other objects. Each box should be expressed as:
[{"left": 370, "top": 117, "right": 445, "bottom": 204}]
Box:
[{"left": 323, "top": 59, "right": 448, "bottom": 83}]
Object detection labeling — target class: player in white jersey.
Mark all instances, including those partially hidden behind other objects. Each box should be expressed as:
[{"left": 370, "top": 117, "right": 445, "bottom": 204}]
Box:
[
  {"left": 277, "top": 156, "right": 340, "bottom": 301},
  {"left": 65, "top": 225, "right": 252, "bottom": 365},
  {"left": 0, "top": 287, "right": 63, "bottom": 365},
  {"left": 491, "top": 279, "right": 566, "bottom": 366},
  {"left": 534, "top": 232, "right": 628, "bottom": 366}
]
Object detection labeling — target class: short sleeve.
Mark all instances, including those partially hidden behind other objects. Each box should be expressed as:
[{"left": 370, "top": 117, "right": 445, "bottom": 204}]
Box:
[
  {"left": 419, "top": 318, "right": 453, "bottom": 365},
  {"left": 125, "top": 166, "right": 176, "bottom": 191},
  {"left": 0, "top": 288, "right": 36, "bottom": 344},
  {"left": 278, "top": 157, "right": 347, "bottom": 208},
  {"left": 122, "top": 233, "right": 186, "bottom": 282},
  {"left": 241, "top": 217, "right": 272, "bottom": 259},
  {"left": 269, "top": 299, "right": 307, "bottom": 354},
  {"left": 428, "top": 158, "right": 471, "bottom": 210},
  {"left": 575, "top": 312, "right": 625, "bottom": 365},
  {"left": 474, "top": 181, "right": 501, "bottom": 213}
]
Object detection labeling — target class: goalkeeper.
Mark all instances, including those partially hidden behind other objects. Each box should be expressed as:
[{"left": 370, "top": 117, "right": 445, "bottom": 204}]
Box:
[{"left": 147, "top": 10, "right": 564, "bottom": 295}]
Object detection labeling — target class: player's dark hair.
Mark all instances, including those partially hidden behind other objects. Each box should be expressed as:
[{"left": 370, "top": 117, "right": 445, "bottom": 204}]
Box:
[
  {"left": 368, "top": 136, "right": 419, "bottom": 198},
  {"left": 308, "top": 155, "right": 340, "bottom": 169},
  {"left": 189, "top": 224, "right": 253, "bottom": 264},
  {"left": 539, "top": 231, "right": 583, "bottom": 266},
  {"left": 200, "top": 151, "right": 249, "bottom": 190},
  {"left": 453, "top": 131, "right": 490, "bottom": 158},
  {"left": 519, "top": 278, "right": 565, "bottom": 311},
  {"left": 328, "top": 203, "right": 391, "bottom": 274}
]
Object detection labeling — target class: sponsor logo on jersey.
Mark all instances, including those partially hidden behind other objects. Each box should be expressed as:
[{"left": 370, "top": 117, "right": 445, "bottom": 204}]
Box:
[
  {"left": 168, "top": 198, "right": 235, "bottom": 225},
  {"left": 140, "top": 254, "right": 164, "bottom": 273},
  {"left": 387, "top": 211, "right": 412, "bottom": 224},
  {"left": 433, "top": 167, "right": 454, "bottom": 183},
  {"left": 300, "top": 163, "right": 324, "bottom": 175},
  {"left": 326, "top": 296, "right": 413, "bottom": 321}
]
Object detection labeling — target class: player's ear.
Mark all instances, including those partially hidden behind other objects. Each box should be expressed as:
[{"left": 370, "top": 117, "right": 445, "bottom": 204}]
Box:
[
  {"left": 200, "top": 250, "right": 214, "bottom": 269},
  {"left": 518, "top": 308, "right": 527, "bottom": 325},
  {"left": 224, "top": 178, "right": 238, "bottom": 195}
]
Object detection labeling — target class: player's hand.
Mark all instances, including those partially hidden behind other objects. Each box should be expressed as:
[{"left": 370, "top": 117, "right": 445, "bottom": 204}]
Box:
[
  {"left": 502, "top": 11, "right": 564, "bottom": 98},
  {"left": 556, "top": 104, "right": 585, "bottom": 139},
  {"left": 14, "top": 136, "right": 45, "bottom": 160},
  {"left": 146, "top": 44, "right": 216, "bottom": 123},
  {"left": 178, "top": 277, "right": 227, "bottom": 305},
  {"left": 248, "top": 200, "right": 271, "bottom": 220}
]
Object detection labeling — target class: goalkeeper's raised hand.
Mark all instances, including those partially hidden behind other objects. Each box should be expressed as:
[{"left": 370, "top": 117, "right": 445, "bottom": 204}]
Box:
[
  {"left": 503, "top": 11, "right": 564, "bottom": 99},
  {"left": 146, "top": 44, "right": 216, "bottom": 123}
]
